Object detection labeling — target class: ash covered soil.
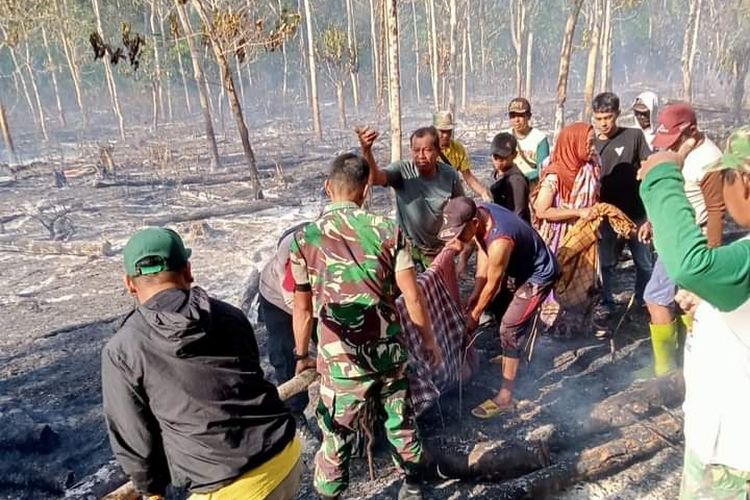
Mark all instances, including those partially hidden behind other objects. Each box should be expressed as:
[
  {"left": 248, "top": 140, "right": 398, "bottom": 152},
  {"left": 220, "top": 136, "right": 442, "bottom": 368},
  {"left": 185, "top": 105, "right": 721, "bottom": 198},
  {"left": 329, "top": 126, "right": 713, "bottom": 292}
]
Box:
[{"left": 0, "top": 108, "right": 683, "bottom": 499}]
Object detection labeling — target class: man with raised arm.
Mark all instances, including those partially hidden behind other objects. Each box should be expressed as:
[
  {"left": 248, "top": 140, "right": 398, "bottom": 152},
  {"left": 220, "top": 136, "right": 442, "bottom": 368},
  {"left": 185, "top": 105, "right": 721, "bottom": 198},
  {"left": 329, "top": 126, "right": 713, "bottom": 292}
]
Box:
[{"left": 357, "top": 126, "right": 465, "bottom": 267}]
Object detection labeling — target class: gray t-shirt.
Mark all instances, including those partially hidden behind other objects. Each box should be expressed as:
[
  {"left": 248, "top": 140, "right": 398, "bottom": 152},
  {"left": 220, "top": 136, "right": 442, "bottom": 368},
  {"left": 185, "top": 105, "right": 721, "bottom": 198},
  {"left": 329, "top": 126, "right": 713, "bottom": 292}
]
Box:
[{"left": 384, "top": 160, "right": 464, "bottom": 253}]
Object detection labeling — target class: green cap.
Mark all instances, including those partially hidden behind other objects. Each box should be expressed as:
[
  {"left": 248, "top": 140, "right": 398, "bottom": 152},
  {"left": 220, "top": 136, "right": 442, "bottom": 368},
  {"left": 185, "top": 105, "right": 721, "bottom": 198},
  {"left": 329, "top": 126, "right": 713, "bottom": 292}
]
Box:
[
  {"left": 707, "top": 126, "right": 750, "bottom": 174},
  {"left": 123, "top": 227, "right": 192, "bottom": 277}
]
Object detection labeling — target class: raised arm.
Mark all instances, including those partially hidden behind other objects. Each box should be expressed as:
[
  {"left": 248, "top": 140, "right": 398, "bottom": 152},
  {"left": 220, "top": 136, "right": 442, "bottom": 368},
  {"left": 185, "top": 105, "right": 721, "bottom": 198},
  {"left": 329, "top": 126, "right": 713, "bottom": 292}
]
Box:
[{"left": 355, "top": 126, "right": 388, "bottom": 187}]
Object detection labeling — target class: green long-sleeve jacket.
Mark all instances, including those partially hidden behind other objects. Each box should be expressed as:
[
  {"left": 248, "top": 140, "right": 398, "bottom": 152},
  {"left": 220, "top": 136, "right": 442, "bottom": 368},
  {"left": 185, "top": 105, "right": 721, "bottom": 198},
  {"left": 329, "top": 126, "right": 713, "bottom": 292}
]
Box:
[{"left": 639, "top": 162, "right": 750, "bottom": 311}]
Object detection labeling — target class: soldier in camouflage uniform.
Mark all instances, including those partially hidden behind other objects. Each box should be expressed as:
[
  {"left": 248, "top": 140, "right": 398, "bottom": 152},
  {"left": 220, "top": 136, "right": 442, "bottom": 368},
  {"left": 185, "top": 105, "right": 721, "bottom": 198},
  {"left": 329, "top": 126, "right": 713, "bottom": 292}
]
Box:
[{"left": 290, "top": 153, "right": 442, "bottom": 500}]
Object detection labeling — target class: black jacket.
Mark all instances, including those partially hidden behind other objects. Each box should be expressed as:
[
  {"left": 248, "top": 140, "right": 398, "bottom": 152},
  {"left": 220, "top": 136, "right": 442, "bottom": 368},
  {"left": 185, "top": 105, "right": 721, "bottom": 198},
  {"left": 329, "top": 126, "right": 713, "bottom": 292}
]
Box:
[{"left": 102, "top": 286, "right": 295, "bottom": 495}]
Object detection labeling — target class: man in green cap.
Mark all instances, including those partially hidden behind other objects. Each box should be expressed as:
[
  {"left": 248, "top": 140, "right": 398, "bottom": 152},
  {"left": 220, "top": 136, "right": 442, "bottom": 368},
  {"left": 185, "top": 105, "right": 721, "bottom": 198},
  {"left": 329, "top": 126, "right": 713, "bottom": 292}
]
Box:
[
  {"left": 102, "top": 227, "right": 301, "bottom": 500},
  {"left": 638, "top": 127, "right": 750, "bottom": 500}
]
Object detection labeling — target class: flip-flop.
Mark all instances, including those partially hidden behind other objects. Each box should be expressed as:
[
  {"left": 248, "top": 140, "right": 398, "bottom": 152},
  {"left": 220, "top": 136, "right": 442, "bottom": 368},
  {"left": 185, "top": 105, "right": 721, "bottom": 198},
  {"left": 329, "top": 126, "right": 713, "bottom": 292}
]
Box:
[{"left": 471, "top": 399, "right": 514, "bottom": 419}]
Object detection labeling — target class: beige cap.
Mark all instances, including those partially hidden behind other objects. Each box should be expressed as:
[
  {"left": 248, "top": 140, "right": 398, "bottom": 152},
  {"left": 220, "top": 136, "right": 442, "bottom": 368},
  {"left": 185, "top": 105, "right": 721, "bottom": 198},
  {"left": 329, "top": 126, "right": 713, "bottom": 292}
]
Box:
[{"left": 433, "top": 111, "right": 455, "bottom": 130}]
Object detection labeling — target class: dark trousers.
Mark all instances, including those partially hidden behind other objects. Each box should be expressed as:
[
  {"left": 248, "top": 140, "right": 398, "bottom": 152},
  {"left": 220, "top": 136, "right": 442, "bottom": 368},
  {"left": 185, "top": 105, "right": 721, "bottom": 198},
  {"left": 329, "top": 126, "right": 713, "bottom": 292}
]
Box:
[
  {"left": 598, "top": 219, "right": 654, "bottom": 307},
  {"left": 258, "top": 293, "right": 309, "bottom": 414}
]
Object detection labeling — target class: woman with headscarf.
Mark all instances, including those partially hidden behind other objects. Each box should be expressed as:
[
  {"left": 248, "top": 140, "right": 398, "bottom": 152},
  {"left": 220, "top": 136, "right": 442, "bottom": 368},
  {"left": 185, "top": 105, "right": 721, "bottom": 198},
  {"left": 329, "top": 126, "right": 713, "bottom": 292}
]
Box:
[{"left": 532, "top": 122, "right": 601, "bottom": 335}]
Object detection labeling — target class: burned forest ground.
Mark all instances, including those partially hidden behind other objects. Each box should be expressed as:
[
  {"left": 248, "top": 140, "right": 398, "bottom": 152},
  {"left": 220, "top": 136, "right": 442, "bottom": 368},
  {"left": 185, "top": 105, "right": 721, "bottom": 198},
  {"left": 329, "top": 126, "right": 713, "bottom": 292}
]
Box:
[{"left": 1, "top": 99, "right": 738, "bottom": 499}]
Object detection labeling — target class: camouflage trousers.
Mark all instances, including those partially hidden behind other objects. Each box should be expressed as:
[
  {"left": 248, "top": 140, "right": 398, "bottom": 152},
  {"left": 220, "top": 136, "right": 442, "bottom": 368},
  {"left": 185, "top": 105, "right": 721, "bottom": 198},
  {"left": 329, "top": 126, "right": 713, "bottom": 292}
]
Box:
[
  {"left": 681, "top": 448, "right": 750, "bottom": 500},
  {"left": 314, "top": 367, "right": 423, "bottom": 498}
]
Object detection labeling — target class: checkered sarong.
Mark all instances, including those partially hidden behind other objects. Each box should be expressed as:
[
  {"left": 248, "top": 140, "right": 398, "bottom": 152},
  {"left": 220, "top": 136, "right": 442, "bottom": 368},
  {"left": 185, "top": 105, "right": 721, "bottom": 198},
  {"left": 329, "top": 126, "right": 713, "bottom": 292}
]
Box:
[{"left": 397, "top": 248, "right": 465, "bottom": 415}]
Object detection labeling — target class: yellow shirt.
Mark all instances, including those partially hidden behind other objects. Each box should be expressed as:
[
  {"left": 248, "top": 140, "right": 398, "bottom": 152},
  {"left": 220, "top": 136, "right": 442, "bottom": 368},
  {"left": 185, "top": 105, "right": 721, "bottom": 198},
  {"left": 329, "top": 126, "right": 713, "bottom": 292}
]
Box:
[
  {"left": 441, "top": 139, "right": 472, "bottom": 173},
  {"left": 189, "top": 436, "right": 302, "bottom": 500}
]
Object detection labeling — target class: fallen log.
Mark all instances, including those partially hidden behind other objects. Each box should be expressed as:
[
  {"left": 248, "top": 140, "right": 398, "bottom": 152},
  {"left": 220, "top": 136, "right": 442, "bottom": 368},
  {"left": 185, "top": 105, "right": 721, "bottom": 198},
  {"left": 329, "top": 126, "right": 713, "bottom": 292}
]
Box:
[
  {"left": 431, "top": 440, "right": 549, "bottom": 481},
  {"left": 490, "top": 411, "right": 683, "bottom": 499},
  {"left": 141, "top": 201, "right": 273, "bottom": 226},
  {"left": 585, "top": 370, "right": 684, "bottom": 431},
  {"left": 0, "top": 238, "right": 112, "bottom": 257},
  {"left": 93, "top": 171, "right": 259, "bottom": 189},
  {"left": 68, "top": 369, "right": 319, "bottom": 500}
]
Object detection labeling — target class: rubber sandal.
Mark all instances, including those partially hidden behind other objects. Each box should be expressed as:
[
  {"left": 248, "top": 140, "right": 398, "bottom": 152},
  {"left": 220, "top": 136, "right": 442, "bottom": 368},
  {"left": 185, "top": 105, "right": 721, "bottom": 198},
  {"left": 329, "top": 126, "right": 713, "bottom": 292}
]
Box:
[{"left": 471, "top": 399, "right": 514, "bottom": 419}]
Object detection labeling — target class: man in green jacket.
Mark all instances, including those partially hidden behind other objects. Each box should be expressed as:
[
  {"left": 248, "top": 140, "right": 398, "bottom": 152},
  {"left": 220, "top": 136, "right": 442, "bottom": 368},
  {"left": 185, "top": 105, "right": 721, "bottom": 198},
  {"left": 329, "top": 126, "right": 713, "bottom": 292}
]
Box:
[
  {"left": 638, "top": 127, "right": 750, "bottom": 311},
  {"left": 638, "top": 127, "right": 750, "bottom": 500}
]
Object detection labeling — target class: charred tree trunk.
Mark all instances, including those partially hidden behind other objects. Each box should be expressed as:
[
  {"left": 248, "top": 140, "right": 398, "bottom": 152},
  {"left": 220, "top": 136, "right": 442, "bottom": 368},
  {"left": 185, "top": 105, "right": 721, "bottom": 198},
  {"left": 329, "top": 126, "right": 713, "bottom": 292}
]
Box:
[
  {"left": 192, "top": 0, "right": 263, "bottom": 199},
  {"left": 681, "top": 0, "right": 703, "bottom": 101},
  {"left": 386, "top": 0, "right": 402, "bottom": 162},
  {"left": 553, "top": 0, "right": 584, "bottom": 141},
  {"left": 174, "top": 0, "right": 221, "bottom": 170},
  {"left": 41, "top": 26, "right": 67, "bottom": 127},
  {"left": 303, "top": 0, "right": 323, "bottom": 139},
  {"left": 583, "top": 0, "right": 602, "bottom": 121}
]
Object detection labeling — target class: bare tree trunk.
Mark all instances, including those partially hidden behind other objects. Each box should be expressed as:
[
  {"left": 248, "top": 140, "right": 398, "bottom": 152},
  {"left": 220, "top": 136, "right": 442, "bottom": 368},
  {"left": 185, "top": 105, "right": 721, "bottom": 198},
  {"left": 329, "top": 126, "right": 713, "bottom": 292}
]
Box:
[
  {"left": 336, "top": 81, "right": 347, "bottom": 128},
  {"left": 278, "top": 0, "right": 289, "bottom": 99},
  {"left": 345, "top": 0, "right": 360, "bottom": 112},
  {"left": 461, "top": 19, "right": 467, "bottom": 111},
  {"left": 303, "top": 0, "right": 323, "bottom": 139},
  {"left": 235, "top": 54, "right": 246, "bottom": 106},
  {"left": 41, "top": 26, "right": 66, "bottom": 127},
  {"left": 176, "top": 48, "right": 192, "bottom": 115},
  {"left": 553, "top": 0, "right": 585, "bottom": 141},
  {"left": 149, "top": 1, "right": 164, "bottom": 123},
  {"left": 158, "top": 6, "right": 174, "bottom": 122},
  {"left": 91, "top": 0, "right": 125, "bottom": 139},
  {"left": 583, "top": 0, "right": 602, "bottom": 121},
  {"left": 479, "top": 0, "right": 487, "bottom": 79},
  {"left": 55, "top": 0, "right": 87, "bottom": 126},
  {"left": 21, "top": 33, "right": 49, "bottom": 141},
  {"left": 192, "top": 0, "right": 262, "bottom": 198},
  {"left": 598, "top": 0, "right": 612, "bottom": 93},
  {"left": 731, "top": 52, "right": 749, "bottom": 124},
  {"left": 525, "top": 30, "right": 534, "bottom": 100},
  {"left": 466, "top": 1, "right": 474, "bottom": 73},
  {"left": 297, "top": 0, "right": 310, "bottom": 104},
  {"left": 0, "top": 101, "right": 17, "bottom": 165},
  {"left": 386, "top": 0, "right": 402, "bottom": 162},
  {"left": 427, "top": 0, "right": 439, "bottom": 111},
  {"left": 174, "top": 0, "right": 221, "bottom": 170},
  {"left": 411, "top": 0, "right": 421, "bottom": 104},
  {"left": 379, "top": 0, "right": 388, "bottom": 113},
  {"left": 447, "top": 0, "right": 458, "bottom": 113},
  {"left": 369, "top": 0, "right": 382, "bottom": 106},
  {"left": 681, "top": 0, "right": 703, "bottom": 100},
  {"left": 4, "top": 38, "right": 38, "bottom": 133},
  {"left": 510, "top": 0, "right": 527, "bottom": 97}
]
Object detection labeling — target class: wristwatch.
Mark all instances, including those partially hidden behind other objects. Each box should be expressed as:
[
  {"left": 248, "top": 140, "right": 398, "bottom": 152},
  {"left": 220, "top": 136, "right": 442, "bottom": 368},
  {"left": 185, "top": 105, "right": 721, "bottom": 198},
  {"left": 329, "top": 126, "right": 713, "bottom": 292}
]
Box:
[{"left": 293, "top": 350, "right": 309, "bottom": 361}]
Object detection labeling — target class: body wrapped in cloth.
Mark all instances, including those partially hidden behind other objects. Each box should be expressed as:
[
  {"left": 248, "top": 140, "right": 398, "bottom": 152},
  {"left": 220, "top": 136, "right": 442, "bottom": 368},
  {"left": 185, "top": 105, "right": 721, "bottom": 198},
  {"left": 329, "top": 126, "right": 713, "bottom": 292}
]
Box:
[{"left": 397, "top": 247, "right": 467, "bottom": 415}]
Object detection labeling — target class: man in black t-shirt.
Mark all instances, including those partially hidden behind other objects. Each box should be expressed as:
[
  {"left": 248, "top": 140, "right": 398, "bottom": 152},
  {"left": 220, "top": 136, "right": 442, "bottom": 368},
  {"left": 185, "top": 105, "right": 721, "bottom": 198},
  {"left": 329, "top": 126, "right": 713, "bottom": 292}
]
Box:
[
  {"left": 489, "top": 132, "right": 530, "bottom": 223},
  {"left": 593, "top": 92, "right": 654, "bottom": 321}
]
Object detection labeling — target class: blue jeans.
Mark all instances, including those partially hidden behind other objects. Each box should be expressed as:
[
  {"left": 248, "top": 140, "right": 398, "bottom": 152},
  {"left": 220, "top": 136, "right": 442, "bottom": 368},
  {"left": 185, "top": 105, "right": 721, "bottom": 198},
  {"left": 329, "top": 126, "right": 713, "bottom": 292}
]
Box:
[
  {"left": 598, "top": 219, "right": 654, "bottom": 307},
  {"left": 258, "top": 293, "right": 309, "bottom": 415}
]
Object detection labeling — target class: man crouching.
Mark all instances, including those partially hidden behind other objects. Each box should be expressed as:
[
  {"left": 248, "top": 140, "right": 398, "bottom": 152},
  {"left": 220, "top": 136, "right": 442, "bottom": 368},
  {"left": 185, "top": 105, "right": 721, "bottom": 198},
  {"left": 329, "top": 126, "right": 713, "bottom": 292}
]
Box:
[
  {"left": 290, "top": 153, "right": 442, "bottom": 500},
  {"left": 102, "top": 227, "right": 301, "bottom": 499}
]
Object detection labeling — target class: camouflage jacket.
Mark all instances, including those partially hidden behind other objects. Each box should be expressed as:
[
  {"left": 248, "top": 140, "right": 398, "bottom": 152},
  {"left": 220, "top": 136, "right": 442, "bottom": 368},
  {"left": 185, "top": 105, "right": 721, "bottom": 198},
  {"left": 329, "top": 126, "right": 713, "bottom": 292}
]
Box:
[{"left": 289, "top": 201, "right": 414, "bottom": 378}]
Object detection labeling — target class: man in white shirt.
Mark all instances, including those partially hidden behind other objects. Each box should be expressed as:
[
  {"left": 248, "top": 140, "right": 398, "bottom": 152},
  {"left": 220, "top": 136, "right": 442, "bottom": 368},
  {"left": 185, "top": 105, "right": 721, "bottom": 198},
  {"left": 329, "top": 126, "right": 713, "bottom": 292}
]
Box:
[{"left": 632, "top": 91, "right": 659, "bottom": 148}]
